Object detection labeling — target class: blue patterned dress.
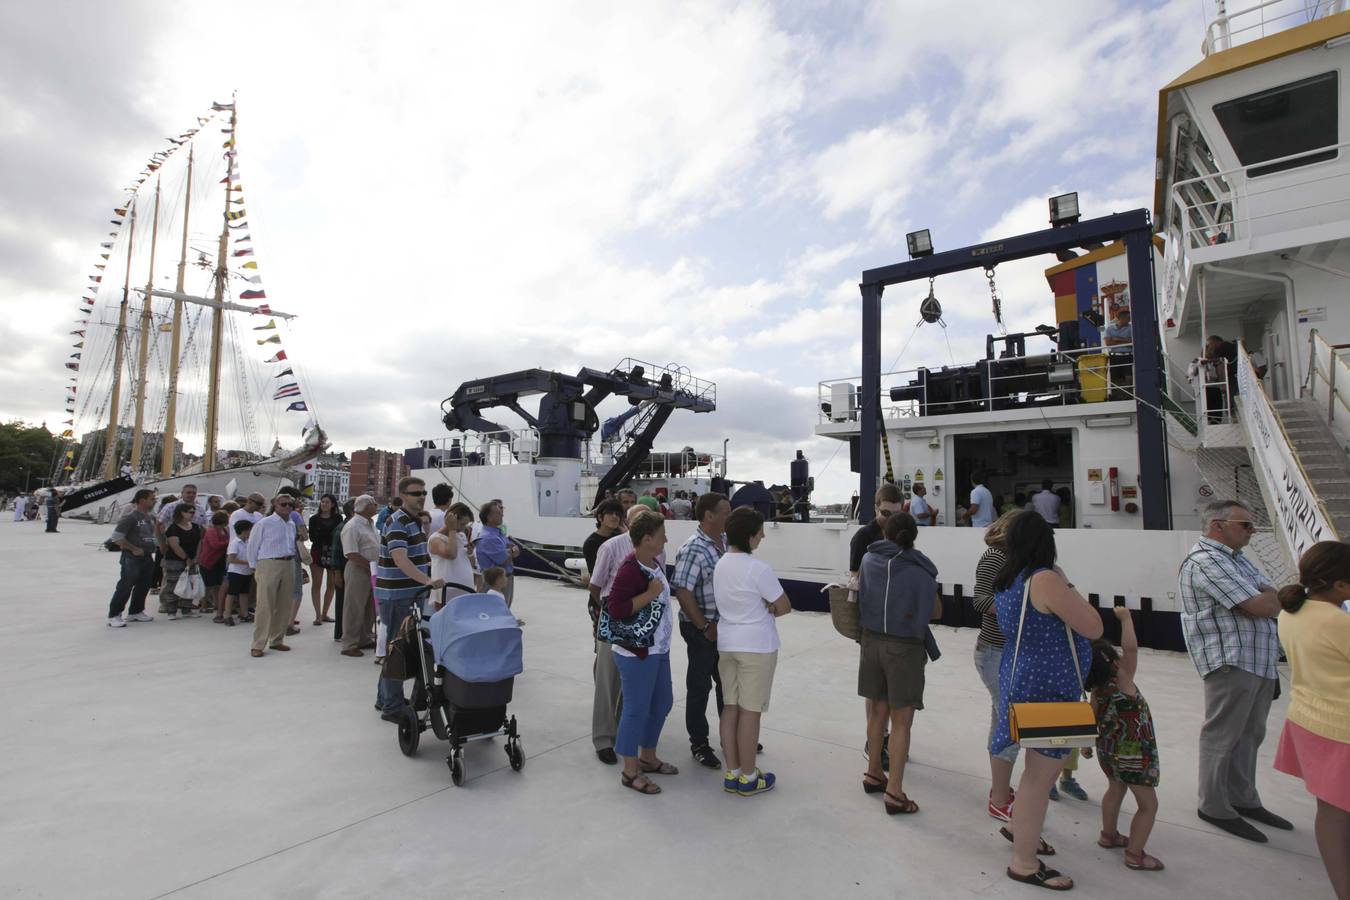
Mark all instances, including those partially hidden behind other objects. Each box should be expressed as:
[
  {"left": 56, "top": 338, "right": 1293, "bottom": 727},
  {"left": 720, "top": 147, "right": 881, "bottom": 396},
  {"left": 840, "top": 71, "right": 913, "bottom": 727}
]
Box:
[{"left": 989, "top": 568, "right": 1093, "bottom": 760}]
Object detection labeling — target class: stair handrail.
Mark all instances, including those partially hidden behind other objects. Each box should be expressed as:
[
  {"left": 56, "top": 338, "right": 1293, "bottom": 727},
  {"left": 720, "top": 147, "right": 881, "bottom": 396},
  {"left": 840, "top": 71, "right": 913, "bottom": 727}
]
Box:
[
  {"left": 1236, "top": 345, "right": 1340, "bottom": 554},
  {"left": 1304, "top": 328, "right": 1350, "bottom": 424}
]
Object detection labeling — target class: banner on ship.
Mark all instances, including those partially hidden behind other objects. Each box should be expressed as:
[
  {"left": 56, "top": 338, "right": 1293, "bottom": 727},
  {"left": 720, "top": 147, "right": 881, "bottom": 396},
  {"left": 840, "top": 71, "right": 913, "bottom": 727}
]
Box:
[{"left": 1237, "top": 346, "right": 1338, "bottom": 555}]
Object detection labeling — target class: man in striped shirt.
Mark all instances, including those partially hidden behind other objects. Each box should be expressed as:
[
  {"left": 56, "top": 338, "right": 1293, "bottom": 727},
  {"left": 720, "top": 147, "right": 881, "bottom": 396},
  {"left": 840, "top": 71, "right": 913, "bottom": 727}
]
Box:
[
  {"left": 1178, "top": 499, "right": 1289, "bottom": 842},
  {"left": 376, "top": 476, "right": 444, "bottom": 719}
]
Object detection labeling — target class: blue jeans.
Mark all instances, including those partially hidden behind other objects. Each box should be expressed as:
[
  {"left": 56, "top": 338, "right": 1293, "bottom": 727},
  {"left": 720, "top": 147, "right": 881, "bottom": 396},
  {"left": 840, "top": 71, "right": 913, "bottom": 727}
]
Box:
[
  {"left": 613, "top": 651, "right": 673, "bottom": 758},
  {"left": 974, "top": 640, "right": 1020, "bottom": 764},
  {"left": 377, "top": 596, "right": 415, "bottom": 712},
  {"left": 109, "top": 553, "right": 155, "bottom": 618}
]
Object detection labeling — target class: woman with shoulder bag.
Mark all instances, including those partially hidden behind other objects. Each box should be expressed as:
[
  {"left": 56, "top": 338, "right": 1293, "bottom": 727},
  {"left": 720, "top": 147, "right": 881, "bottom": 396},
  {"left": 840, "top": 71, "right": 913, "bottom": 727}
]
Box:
[
  {"left": 603, "top": 509, "right": 678, "bottom": 796},
  {"left": 990, "top": 512, "right": 1103, "bottom": 891}
]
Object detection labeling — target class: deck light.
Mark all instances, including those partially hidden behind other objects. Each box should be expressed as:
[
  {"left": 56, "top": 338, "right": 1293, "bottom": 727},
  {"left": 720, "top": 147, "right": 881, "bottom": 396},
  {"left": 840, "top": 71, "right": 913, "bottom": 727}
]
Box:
[
  {"left": 1049, "top": 192, "right": 1080, "bottom": 227},
  {"left": 906, "top": 229, "right": 934, "bottom": 258}
]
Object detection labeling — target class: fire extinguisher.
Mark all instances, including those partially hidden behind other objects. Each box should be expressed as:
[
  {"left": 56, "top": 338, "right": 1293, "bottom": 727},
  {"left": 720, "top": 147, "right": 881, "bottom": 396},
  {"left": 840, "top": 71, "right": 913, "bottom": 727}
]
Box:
[{"left": 1109, "top": 466, "right": 1120, "bottom": 512}]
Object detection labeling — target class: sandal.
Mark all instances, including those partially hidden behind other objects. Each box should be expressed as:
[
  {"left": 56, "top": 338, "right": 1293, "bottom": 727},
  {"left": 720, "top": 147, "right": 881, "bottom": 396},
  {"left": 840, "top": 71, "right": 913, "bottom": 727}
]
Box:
[
  {"left": 1098, "top": 831, "right": 1129, "bottom": 849},
  {"left": 1006, "top": 861, "right": 1073, "bottom": 891},
  {"left": 313, "top": 619, "right": 323, "bottom": 626},
  {"left": 1000, "top": 826, "right": 1056, "bottom": 856},
  {"left": 1124, "top": 850, "right": 1164, "bottom": 871},
  {"left": 883, "top": 791, "right": 919, "bottom": 814},
  {"left": 213, "top": 616, "right": 226, "bottom": 624},
  {"left": 863, "top": 773, "right": 886, "bottom": 795},
  {"left": 639, "top": 759, "right": 679, "bottom": 775},
  {"left": 621, "top": 772, "right": 661, "bottom": 795}
]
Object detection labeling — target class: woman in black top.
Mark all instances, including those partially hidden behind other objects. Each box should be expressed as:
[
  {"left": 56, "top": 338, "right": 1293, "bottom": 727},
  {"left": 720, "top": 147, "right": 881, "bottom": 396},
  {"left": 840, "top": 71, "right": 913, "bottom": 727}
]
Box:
[
  {"left": 307, "top": 493, "right": 342, "bottom": 627},
  {"left": 973, "top": 511, "right": 1022, "bottom": 822},
  {"left": 163, "top": 503, "right": 203, "bottom": 619}
]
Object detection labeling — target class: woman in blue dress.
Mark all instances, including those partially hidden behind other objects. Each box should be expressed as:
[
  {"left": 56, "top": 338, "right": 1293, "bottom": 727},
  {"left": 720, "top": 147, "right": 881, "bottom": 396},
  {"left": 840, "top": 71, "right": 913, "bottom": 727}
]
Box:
[{"left": 990, "top": 512, "right": 1103, "bottom": 891}]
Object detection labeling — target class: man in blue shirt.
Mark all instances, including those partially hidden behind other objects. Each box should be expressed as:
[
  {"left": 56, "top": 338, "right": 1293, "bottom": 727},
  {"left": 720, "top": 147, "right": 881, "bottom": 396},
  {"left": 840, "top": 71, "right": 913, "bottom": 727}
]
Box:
[
  {"left": 475, "top": 499, "right": 519, "bottom": 612},
  {"left": 376, "top": 476, "right": 443, "bottom": 718}
]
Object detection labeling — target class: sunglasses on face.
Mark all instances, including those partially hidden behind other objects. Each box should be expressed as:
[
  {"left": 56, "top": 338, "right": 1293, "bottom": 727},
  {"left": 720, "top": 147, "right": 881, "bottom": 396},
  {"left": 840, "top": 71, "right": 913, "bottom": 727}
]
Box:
[
  {"left": 403, "top": 491, "right": 427, "bottom": 498},
  {"left": 1222, "top": 520, "right": 1256, "bottom": 531},
  {"left": 276, "top": 501, "right": 294, "bottom": 508}
]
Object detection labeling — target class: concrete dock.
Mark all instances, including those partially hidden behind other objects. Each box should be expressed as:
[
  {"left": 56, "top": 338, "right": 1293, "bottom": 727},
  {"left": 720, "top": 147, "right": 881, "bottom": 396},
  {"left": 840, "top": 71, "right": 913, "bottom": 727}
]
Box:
[{"left": 0, "top": 519, "right": 1331, "bottom": 898}]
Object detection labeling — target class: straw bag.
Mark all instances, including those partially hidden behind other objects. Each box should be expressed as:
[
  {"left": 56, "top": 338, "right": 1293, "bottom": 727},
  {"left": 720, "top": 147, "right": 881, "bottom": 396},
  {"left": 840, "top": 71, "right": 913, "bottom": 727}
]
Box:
[
  {"left": 1007, "top": 577, "right": 1097, "bottom": 750},
  {"left": 827, "top": 583, "right": 859, "bottom": 641}
]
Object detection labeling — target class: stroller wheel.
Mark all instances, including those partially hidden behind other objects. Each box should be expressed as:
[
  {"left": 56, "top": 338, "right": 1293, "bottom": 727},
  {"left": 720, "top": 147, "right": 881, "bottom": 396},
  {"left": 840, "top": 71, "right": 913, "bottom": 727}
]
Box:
[
  {"left": 449, "top": 752, "right": 466, "bottom": 786},
  {"left": 507, "top": 738, "right": 525, "bottom": 772},
  {"left": 397, "top": 710, "right": 420, "bottom": 757}
]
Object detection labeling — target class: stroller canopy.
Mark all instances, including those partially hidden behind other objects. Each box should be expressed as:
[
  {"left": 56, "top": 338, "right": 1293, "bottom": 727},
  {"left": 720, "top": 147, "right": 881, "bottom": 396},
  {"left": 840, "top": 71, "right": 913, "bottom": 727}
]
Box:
[{"left": 430, "top": 592, "right": 523, "bottom": 683}]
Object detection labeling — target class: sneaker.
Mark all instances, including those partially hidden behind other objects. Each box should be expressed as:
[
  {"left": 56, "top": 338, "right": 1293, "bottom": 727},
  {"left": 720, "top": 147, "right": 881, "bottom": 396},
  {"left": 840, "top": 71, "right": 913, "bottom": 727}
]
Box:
[
  {"left": 179, "top": 609, "right": 200, "bottom": 618},
  {"left": 692, "top": 745, "right": 722, "bottom": 769},
  {"left": 988, "top": 795, "right": 1014, "bottom": 822},
  {"left": 1059, "top": 777, "right": 1088, "bottom": 801},
  {"left": 126, "top": 612, "right": 154, "bottom": 622},
  {"left": 167, "top": 611, "right": 180, "bottom": 621},
  {"left": 107, "top": 616, "right": 126, "bottom": 628},
  {"left": 723, "top": 771, "right": 740, "bottom": 793},
  {"left": 737, "top": 769, "right": 776, "bottom": 796},
  {"left": 1048, "top": 783, "right": 1060, "bottom": 802}
]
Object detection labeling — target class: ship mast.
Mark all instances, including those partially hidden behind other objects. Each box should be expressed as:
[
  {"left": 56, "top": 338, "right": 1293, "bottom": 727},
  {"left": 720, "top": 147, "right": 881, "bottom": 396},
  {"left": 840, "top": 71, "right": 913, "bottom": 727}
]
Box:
[
  {"left": 202, "top": 98, "right": 235, "bottom": 474},
  {"left": 128, "top": 179, "right": 162, "bottom": 474},
  {"left": 160, "top": 143, "right": 194, "bottom": 477},
  {"left": 100, "top": 200, "right": 137, "bottom": 480}
]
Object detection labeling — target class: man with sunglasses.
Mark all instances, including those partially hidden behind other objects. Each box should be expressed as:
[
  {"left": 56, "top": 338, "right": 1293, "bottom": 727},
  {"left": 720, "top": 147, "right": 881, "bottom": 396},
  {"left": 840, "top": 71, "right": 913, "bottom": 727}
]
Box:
[
  {"left": 1179, "top": 500, "right": 1289, "bottom": 842},
  {"left": 376, "top": 476, "right": 444, "bottom": 719},
  {"left": 246, "top": 493, "right": 302, "bottom": 657}
]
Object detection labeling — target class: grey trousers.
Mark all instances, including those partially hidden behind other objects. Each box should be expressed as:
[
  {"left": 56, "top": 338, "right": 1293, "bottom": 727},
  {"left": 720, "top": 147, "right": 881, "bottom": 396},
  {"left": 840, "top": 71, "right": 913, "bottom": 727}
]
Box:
[
  {"left": 1199, "top": 665, "right": 1276, "bottom": 818},
  {"left": 592, "top": 638, "right": 623, "bottom": 751},
  {"left": 341, "top": 562, "right": 374, "bottom": 651}
]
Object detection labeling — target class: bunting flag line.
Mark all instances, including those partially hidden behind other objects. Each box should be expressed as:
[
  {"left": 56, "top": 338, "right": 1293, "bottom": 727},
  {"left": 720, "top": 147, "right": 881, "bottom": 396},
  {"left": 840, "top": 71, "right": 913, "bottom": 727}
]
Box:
[
  {"left": 70, "top": 352, "right": 81, "bottom": 359},
  {"left": 89, "top": 275, "right": 101, "bottom": 282},
  {"left": 275, "top": 367, "right": 293, "bottom": 378},
  {"left": 252, "top": 319, "right": 276, "bottom": 331},
  {"left": 241, "top": 261, "right": 258, "bottom": 268},
  {"left": 286, "top": 401, "right": 308, "bottom": 412},
  {"left": 226, "top": 210, "right": 246, "bottom": 221},
  {"left": 274, "top": 383, "right": 302, "bottom": 400},
  {"left": 72, "top": 341, "right": 83, "bottom": 349},
  {"left": 233, "top": 248, "right": 254, "bottom": 257},
  {"left": 266, "top": 351, "right": 288, "bottom": 363},
  {"left": 241, "top": 275, "right": 262, "bottom": 284},
  {"left": 65, "top": 363, "right": 79, "bottom": 371},
  {"left": 235, "top": 233, "right": 251, "bottom": 242},
  {"left": 63, "top": 419, "right": 74, "bottom": 426},
  {"left": 230, "top": 222, "right": 249, "bottom": 230},
  {"left": 70, "top": 330, "right": 85, "bottom": 337},
  {"left": 158, "top": 323, "right": 174, "bottom": 333},
  {"left": 100, "top": 242, "right": 114, "bottom": 248},
  {"left": 240, "top": 290, "right": 266, "bottom": 300},
  {"left": 256, "top": 304, "right": 272, "bottom": 315},
  {"left": 257, "top": 334, "right": 281, "bottom": 345}
]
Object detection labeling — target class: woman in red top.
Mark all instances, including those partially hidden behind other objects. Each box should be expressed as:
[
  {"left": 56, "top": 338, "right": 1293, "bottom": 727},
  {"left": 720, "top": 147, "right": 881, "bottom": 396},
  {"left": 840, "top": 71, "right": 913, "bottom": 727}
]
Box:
[{"left": 199, "top": 511, "right": 232, "bottom": 622}]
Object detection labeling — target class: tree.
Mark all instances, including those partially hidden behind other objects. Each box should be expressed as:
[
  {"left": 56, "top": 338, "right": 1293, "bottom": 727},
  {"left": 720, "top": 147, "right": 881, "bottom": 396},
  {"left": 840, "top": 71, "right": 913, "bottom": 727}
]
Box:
[{"left": 0, "top": 421, "right": 62, "bottom": 494}]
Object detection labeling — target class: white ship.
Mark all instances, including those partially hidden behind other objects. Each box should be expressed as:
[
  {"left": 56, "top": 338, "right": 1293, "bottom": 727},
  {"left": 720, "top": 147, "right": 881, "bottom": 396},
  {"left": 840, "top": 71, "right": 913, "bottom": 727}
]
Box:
[{"left": 412, "top": 4, "right": 1350, "bottom": 651}]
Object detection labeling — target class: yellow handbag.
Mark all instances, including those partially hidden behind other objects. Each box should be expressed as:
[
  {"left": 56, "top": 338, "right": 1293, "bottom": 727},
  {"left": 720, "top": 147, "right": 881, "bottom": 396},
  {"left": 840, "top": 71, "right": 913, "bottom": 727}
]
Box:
[{"left": 1007, "top": 578, "right": 1098, "bottom": 750}]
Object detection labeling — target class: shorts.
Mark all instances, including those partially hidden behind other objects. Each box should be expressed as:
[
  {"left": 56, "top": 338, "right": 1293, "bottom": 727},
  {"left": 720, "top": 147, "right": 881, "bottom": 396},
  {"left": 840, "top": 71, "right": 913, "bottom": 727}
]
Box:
[
  {"left": 858, "top": 629, "right": 927, "bottom": 710},
  {"left": 227, "top": 572, "right": 254, "bottom": 595},
  {"left": 203, "top": 560, "right": 227, "bottom": 588},
  {"left": 717, "top": 650, "right": 778, "bottom": 713}
]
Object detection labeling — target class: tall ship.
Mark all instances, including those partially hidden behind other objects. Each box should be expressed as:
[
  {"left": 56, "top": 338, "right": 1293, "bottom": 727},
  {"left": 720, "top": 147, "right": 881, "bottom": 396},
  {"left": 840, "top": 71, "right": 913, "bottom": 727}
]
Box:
[
  {"left": 414, "top": 3, "right": 1350, "bottom": 651},
  {"left": 56, "top": 96, "right": 325, "bottom": 516}
]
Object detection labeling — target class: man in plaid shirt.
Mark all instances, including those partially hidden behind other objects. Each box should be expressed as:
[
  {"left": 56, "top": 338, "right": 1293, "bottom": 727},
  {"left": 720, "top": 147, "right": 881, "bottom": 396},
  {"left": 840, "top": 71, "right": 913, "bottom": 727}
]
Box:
[
  {"left": 671, "top": 491, "right": 732, "bottom": 769},
  {"left": 1179, "top": 499, "right": 1290, "bottom": 842}
]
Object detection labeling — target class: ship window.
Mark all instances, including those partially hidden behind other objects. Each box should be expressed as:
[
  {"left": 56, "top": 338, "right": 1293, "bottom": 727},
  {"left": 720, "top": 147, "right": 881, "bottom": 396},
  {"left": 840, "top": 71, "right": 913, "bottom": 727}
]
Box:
[{"left": 1212, "top": 71, "right": 1338, "bottom": 177}]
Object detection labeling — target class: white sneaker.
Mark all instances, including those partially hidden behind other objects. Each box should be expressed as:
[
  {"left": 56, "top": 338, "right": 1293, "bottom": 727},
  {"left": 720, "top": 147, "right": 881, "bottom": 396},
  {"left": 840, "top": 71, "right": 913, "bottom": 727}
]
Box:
[
  {"left": 127, "top": 612, "right": 154, "bottom": 623},
  {"left": 167, "top": 611, "right": 180, "bottom": 621},
  {"left": 107, "top": 616, "right": 126, "bottom": 628}
]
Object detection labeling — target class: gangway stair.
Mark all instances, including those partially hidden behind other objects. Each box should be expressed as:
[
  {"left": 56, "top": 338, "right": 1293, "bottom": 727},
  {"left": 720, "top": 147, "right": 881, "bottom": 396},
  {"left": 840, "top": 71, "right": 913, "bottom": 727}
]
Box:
[{"left": 1269, "top": 400, "right": 1350, "bottom": 536}]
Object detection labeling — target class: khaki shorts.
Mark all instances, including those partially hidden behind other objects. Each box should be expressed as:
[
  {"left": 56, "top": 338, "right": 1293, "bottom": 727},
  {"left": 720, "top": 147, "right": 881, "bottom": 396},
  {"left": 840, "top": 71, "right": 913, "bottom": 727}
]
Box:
[
  {"left": 718, "top": 650, "right": 778, "bottom": 713},
  {"left": 858, "top": 630, "right": 926, "bottom": 710}
]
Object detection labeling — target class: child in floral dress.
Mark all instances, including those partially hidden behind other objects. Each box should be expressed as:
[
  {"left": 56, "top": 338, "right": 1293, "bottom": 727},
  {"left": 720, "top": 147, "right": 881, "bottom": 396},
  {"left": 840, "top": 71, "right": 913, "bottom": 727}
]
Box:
[{"left": 1084, "top": 607, "right": 1164, "bottom": 872}]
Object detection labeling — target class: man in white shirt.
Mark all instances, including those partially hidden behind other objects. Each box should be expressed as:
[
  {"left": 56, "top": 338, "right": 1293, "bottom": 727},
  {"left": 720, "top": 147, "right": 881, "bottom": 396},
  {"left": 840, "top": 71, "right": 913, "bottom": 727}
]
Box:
[
  {"left": 965, "top": 471, "right": 994, "bottom": 528},
  {"left": 907, "top": 484, "right": 937, "bottom": 526},
  {"left": 245, "top": 494, "right": 300, "bottom": 657},
  {"left": 228, "top": 493, "right": 266, "bottom": 530},
  {"left": 1031, "top": 479, "right": 1061, "bottom": 525},
  {"left": 427, "top": 483, "right": 454, "bottom": 536},
  {"left": 340, "top": 495, "right": 380, "bottom": 656}
]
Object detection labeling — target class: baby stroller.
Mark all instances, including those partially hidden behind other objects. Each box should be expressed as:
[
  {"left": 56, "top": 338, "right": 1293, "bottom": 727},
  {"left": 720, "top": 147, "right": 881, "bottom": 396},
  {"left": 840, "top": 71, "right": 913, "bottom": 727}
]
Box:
[{"left": 396, "top": 585, "right": 524, "bottom": 786}]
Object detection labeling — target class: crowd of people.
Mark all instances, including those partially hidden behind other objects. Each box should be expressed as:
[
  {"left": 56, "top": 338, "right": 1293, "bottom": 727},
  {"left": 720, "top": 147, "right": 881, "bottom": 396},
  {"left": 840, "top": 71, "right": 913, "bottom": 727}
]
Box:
[{"left": 89, "top": 475, "right": 1349, "bottom": 896}]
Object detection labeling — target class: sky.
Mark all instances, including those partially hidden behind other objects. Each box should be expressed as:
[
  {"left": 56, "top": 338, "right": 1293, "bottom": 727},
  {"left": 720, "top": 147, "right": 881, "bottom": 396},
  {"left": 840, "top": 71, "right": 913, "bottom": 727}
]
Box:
[{"left": 0, "top": 0, "right": 1231, "bottom": 501}]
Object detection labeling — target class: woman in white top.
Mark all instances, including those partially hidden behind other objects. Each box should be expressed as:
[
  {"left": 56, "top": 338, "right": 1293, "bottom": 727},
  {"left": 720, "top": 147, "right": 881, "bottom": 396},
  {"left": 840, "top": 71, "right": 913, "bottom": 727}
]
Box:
[
  {"left": 428, "top": 502, "right": 476, "bottom": 608},
  {"left": 713, "top": 507, "right": 791, "bottom": 796}
]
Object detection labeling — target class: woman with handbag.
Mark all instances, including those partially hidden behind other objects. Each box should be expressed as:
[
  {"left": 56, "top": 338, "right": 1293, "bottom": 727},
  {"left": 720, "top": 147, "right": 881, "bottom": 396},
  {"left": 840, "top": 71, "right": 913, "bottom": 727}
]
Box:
[
  {"left": 162, "top": 503, "right": 204, "bottom": 620},
  {"left": 991, "top": 512, "right": 1103, "bottom": 891},
  {"left": 857, "top": 511, "right": 941, "bottom": 815},
  {"left": 603, "top": 510, "right": 678, "bottom": 796}
]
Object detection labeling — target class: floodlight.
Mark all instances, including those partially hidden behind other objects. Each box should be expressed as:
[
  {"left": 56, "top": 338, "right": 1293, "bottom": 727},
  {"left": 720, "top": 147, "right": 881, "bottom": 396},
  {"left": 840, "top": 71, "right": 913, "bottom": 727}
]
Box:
[
  {"left": 1049, "top": 192, "right": 1080, "bottom": 227},
  {"left": 906, "top": 229, "right": 934, "bottom": 258}
]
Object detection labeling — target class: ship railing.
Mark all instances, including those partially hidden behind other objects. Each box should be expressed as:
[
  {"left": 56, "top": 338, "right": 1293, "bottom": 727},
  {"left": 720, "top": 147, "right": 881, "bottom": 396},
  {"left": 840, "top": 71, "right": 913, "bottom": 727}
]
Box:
[
  {"left": 425, "top": 427, "right": 541, "bottom": 467},
  {"left": 1168, "top": 138, "right": 1350, "bottom": 252},
  {"left": 1303, "top": 327, "right": 1350, "bottom": 443},
  {"left": 817, "top": 344, "right": 1139, "bottom": 423},
  {"left": 1203, "top": 0, "right": 1347, "bottom": 55},
  {"left": 613, "top": 358, "right": 717, "bottom": 406}
]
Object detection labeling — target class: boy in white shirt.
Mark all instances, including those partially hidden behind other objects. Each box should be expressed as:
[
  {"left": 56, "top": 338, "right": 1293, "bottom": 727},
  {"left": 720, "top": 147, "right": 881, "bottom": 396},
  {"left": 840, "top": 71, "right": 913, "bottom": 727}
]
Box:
[{"left": 223, "top": 520, "right": 255, "bottom": 625}]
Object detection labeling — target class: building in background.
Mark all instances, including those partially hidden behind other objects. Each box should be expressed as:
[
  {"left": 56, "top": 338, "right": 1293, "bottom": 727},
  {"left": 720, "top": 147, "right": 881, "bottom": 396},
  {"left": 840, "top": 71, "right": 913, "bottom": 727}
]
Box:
[
  {"left": 312, "top": 451, "right": 351, "bottom": 500},
  {"left": 349, "top": 448, "right": 408, "bottom": 502}
]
